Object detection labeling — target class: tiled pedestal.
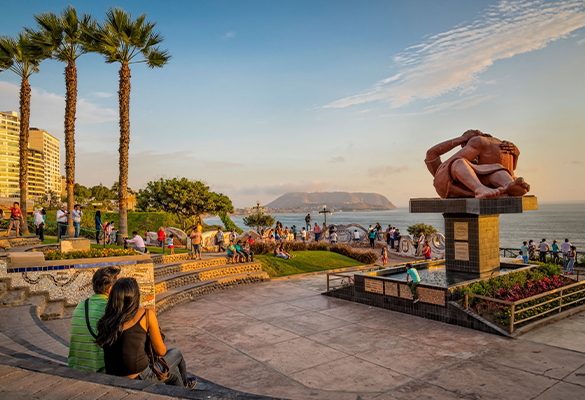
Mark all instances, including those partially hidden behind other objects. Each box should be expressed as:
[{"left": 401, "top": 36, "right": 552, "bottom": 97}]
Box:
[{"left": 410, "top": 196, "right": 537, "bottom": 276}]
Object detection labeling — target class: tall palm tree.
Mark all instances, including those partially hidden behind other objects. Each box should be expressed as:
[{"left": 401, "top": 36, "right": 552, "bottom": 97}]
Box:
[
  {"left": 0, "top": 33, "right": 46, "bottom": 235},
  {"left": 85, "top": 7, "right": 170, "bottom": 244},
  {"left": 28, "top": 6, "right": 93, "bottom": 238}
]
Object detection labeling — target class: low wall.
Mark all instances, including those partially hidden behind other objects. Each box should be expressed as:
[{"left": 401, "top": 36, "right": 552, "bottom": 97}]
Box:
[{"left": 0, "top": 254, "right": 155, "bottom": 308}]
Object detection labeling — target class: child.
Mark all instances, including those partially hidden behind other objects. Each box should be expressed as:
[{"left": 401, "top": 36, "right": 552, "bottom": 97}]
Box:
[
  {"left": 381, "top": 247, "right": 388, "bottom": 266},
  {"left": 301, "top": 227, "right": 307, "bottom": 243},
  {"left": 405, "top": 264, "right": 420, "bottom": 303},
  {"left": 107, "top": 222, "right": 115, "bottom": 244},
  {"left": 330, "top": 231, "right": 337, "bottom": 244},
  {"left": 168, "top": 234, "right": 175, "bottom": 255}
]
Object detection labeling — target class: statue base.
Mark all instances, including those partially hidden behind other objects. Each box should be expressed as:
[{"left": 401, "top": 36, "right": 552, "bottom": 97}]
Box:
[{"left": 410, "top": 196, "right": 537, "bottom": 276}]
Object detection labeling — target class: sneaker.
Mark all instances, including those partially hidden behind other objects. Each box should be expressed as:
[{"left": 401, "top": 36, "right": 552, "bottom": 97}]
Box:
[
  {"left": 185, "top": 377, "right": 197, "bottom": 389},
  {"left": 413, "top": 299, "right": 419, "bottom": 304}
]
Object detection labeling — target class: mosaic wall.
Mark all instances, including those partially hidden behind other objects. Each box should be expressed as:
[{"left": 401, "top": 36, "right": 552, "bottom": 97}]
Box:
[
  {"left": 0, "top": 256, "right": 155, "bottom": 309},
  {"left": 359, "top": 276, "right": 446, "bottom": 307}
]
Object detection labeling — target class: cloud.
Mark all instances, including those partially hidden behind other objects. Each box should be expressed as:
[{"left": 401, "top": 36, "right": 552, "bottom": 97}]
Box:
[
  {"left": 329, "top": 156, "right": 345, "bottom": 163},
  {"left": 380, "top": 95, "right": 492, "bottom": 117},
  {"left": 578, "top": 37, "right": 585, "bottom": 45},
  {"left": 367, "top": 165, "right": 408, "bottom": 177},
  {"left": 222, "top": 31, "right": 236, "bottom": 40},
  {"left": 0, "top": 81, "right": 117, "bottom": 128},
  {"left": 325, "top": 0, "right": 585, "bottom": 109},
  {"left": 91, "top": 92, "right": 114, "bottom": 98}
]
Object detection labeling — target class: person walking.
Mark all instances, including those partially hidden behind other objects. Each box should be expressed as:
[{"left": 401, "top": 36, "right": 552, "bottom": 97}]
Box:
[
  {"left": 521, "top": 241, "right": 529, "bottom": 264},
  {"left": 368, "top": 229, "right": 376, "bottom": 249},
  {"left": 538, "top": 238, "right": 550, "bottom": 263},
  {"left": 565, "top": 246, "right": 577, "bottom": 275},
  {"left": 551, "top": 240, "right": 560, "bottom": 264},
  {"left": 34, "top": 208, "right": 44, "bottom": 242},
  {"left": 189, "top": 229, "right": 202, "bottom": 260},
  {"left": 313, "top": 223, "right": 321, "bottom": 242},
  {"left": 561, "top": 239, "right": 572, "bottom": 269},
  {"left": 57, "top": 205, "right": 68, "bottom": 238},
  {"left": 72, "top": 205, "right": 83, "bottom": 238},
  {"left": 95, "top": 211, "right": 103, "bottom": 244},
  {"left": 3, "top": 202, "right": 24, "bottom": 237},
  {"left": 215, "top": 228, "right": 225, "bottom": 252}
]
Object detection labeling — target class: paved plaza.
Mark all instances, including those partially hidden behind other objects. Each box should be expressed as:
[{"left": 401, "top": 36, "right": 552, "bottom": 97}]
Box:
[{"left": 157, "top": 275, "right": 585, "bottom": 400}]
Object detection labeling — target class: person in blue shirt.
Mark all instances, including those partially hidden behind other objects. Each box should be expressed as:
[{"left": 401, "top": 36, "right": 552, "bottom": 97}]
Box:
[
  {"left": 95, "top": 210, "right": 103, "bottom": 244},
  {"left": 520, "top": 241, "right": 529, "bottom": 264},
  {"left": 406, "top": 264, "right": 420, "bottom": 303}
]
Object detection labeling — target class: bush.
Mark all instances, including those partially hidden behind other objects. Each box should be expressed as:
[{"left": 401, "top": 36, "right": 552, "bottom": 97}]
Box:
[
  {"left": 406, "top": 223, "right": 437, "bottom": 238},
  {"left": 45, "top": 248, "right": 139, "bottom": 260},
  {"left": 307, "top": 242, "right": 328, "bottom": 251},
  {"left": 329, "top": 244, "right": 378, "bottom": 265}
]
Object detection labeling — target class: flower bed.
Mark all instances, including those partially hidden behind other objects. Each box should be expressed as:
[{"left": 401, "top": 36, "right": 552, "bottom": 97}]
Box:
[
  {"left": 462, "top": 263, "right": 585, "bottom": 329},
  {"left": 45, "top": 248, "right": 139, "bottom": 260}
]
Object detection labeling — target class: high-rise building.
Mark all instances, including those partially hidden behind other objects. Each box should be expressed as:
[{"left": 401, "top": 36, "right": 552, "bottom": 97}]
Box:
[
  {"left": 29, "top": 127, "right": 61, "bottom": 196},
  {"left": 0, "top": 111, "right": 62, "bottom": 200},
  {"left": 0, "top": 111, "right": 21, "bottom": 198}
]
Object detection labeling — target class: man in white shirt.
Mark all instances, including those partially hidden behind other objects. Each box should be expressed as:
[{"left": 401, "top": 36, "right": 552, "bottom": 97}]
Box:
[
  {"left": 561, "top": 239, "right": 572, "bottom": 268},
  {"left": 71, "top": 205, "right": 83, "bottom": 238},
  {"left": 126, "top": 231, "right": 146, "bottom": 253},
  {"left": 353, "top": 230, "right": 360, "bottom": 241},
  {"left": 537, "top": 238, "right": 550, "bottom": 263},
  {"left": 56, "top": 205, "right": 68, "bottom": 239}
]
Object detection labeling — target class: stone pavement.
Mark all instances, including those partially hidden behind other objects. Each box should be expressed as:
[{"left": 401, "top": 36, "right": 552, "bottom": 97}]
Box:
[{"left": 158, "top": 275, "right": 585, "bottom": 400}]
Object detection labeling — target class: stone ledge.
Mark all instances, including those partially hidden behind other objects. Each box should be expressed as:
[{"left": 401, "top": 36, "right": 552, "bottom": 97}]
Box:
[
  {"left": 409, "top": 196, "right": 537, "bottom": 215},
  {"left": 0, "top": 356, "right": 278, "bottom": 399}
]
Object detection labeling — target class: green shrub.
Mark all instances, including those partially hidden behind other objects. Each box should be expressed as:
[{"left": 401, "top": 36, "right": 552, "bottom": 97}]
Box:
[{"left": 329, "top": 244, "right": 378, "bottom": 265}]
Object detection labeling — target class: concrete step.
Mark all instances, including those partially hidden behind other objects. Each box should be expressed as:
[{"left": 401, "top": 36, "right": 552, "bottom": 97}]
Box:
[
  {"left": 154, "top": 256, "right": 227, "bottom": 279},
  {"left": 155, "top": 270, "right": 269, "bottom": 315},
  {"left": 0, "top": 289, "right": 26, "bottom": 307},
  {"left": 154, "top": 262, "right": 263, "bottom": 295},
  {"left": 40, "top": 300, "right": 65, "bottom": 320}
]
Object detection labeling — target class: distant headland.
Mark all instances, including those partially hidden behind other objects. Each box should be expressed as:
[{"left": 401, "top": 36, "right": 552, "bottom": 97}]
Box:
[{"left": 240, "top": 191, "right": 397, "bottom": 214}]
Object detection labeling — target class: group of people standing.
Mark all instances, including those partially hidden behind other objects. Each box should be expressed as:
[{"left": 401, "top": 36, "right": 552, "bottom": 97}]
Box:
[{"left": 519, "top": 238, "right": 578, "bottom": 274}]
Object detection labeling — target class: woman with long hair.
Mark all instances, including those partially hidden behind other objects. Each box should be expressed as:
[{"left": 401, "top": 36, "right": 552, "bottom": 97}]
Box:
[{"left": 96, "top": 278, "right": 195, "bottom": 387}]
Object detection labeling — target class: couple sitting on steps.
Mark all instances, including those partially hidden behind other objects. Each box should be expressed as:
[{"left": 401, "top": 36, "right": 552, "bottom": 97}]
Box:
[{"left": 68, "top": 267, "right": 197, "bottom": 388}]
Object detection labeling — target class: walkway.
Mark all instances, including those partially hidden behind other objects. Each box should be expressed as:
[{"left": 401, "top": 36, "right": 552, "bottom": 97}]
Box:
[{"left": 158, "top": 275, "right": 585, "bottom": 400}]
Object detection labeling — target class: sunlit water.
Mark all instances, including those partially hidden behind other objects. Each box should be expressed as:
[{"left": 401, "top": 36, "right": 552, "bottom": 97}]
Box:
[{"left": 206, "top": 202, "right": 585, "bottom": 250}]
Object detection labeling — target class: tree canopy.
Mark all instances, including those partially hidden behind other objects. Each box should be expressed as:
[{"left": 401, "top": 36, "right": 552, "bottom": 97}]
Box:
[
  {"left": 243, "top": 212, "right": 275, "bottom": 234},
  {"left": 137, "top": 178, "right": 234, "bottom": 230},
  {"left": 407, "top": 222, "right": 437, "bottom": 238}
]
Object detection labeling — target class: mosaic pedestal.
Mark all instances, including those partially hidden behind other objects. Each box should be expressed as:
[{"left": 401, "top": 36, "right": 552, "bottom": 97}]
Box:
[{"left": 410, "top": 196, "right": 537, "bottom": 276}]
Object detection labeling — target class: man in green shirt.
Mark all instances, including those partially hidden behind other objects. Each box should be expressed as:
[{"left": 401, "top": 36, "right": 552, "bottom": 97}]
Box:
[
  {"left": 68, "top": 266, "right": 120, "bottom": 373},
  {"left": 406, "top": 264, "right": 421, "bottom": 304}
]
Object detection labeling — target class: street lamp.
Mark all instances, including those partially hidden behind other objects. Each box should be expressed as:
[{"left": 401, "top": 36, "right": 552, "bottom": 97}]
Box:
[
  {"left": 254, "top": 200, "right": 263, "bottom": 216},
  {"left": 319, "top": 205, "right": 333, "bottom": 226}
]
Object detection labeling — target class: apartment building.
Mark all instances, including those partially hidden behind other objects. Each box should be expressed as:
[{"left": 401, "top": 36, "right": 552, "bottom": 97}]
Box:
[{"left": 0, "top": 111, "right": 62, "bottom": 200}]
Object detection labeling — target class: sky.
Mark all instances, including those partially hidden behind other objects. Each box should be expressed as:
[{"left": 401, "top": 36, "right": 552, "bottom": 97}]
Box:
[{"left": 1, "top": 0, "right": 584, "bottom": 208}]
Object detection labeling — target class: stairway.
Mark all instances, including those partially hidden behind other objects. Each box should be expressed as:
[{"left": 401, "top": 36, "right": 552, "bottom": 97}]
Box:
[{"left": 153, "top": 255, "right": 269, "bottom": 314}]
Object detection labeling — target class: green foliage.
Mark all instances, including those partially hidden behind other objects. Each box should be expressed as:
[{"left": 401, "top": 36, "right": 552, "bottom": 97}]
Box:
[
  {"left": 219, "top": 211, "right": 243, "bottom": 234},
  {"left": 90, "top": 184, "right": 115, "bottom": 201},
  {"left": 74, "top": 183, "right": 91, "bottom": 200},
  {"left": 256, "top": 251, "right": 362, "bottom": 277},
  {"left": 406, "top": 223, "right": 437, "bottom": 237},
  {"left": 242, "top": 212, "right": 275, "bottom": 234},
  {"left": 136, "top": 178, "right": 234, "bottom": 229}
]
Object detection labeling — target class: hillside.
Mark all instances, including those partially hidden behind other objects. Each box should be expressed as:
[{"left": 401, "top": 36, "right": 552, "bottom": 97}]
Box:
[{"left": 265, "top": 192, "right": 396, "bottom": 212}]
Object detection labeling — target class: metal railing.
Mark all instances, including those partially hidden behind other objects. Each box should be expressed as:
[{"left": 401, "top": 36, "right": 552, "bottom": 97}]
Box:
[
  {"left": 500, "top": 247, "right": 584, "bottom": 264},
  {"left": 464, "top": 278, "right": 585, "bottom": 333}
]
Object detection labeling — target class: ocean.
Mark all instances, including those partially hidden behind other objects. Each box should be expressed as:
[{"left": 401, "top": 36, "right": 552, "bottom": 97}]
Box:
[{"left": 205, "top": 202, "right": 585, "bottom": 250}]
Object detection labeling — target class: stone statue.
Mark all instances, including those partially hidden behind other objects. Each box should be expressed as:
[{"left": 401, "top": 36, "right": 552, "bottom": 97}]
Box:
[{"left": 425, "top": 130, "right": 530, "bottom": 199}]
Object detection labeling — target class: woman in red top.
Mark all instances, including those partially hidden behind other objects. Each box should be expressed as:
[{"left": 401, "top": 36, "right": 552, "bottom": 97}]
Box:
[
  {"left": 157, "top": 227, "right": 165, "bottom": 248},
  {"left": 423, "top": 241, "right": 431, "bottom": 260}
]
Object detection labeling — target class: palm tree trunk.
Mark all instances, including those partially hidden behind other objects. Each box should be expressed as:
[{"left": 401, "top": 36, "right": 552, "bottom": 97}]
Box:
[
  {"left": 65, "top": 60, "right": 77, "bottom": 238},
  {"left": 18, "top": 77, "right": 31, "bottom": 235},
  {"left": 117, "top": 62, "right": 130, "bottom": 244}
]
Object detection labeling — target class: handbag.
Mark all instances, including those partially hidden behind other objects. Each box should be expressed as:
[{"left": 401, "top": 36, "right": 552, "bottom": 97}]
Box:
[{"left": 145, "top": 310, "right": 170, "bottom": 381}]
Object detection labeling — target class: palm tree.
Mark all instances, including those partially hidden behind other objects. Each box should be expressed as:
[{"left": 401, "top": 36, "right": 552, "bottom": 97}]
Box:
[
  {"left": 85, "top": 7, "right": 170, "bottom": 244},
  {"left": 0, "top": 33, "right": 46, "bottom": 235},
  {"left": 27, "top": 6, "right": 92, "bottom": 238}
]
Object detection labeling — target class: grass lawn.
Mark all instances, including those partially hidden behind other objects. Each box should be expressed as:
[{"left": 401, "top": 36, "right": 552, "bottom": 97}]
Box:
[{"left": 256, "top": 250, "right": 362, "bottom": 277}]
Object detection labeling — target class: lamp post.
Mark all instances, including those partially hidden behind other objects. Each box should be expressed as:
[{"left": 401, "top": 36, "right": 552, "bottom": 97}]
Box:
[
  {"left": 319, "top": 205, "right": 333, "bottom": 226},
  {"left": 254, "top": 200, "right": 263, "bottom": 216}
]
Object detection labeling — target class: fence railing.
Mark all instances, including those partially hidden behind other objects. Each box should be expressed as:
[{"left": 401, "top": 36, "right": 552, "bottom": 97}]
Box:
[
  {"left": 464, "top": 278, "right": 585, "bottom": 333},
  {"left": 500, "top": 247, "right": 584, "bottom": 262},
  {"left": 326, "top": 272, "right": 355, "bottom": 291}
]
